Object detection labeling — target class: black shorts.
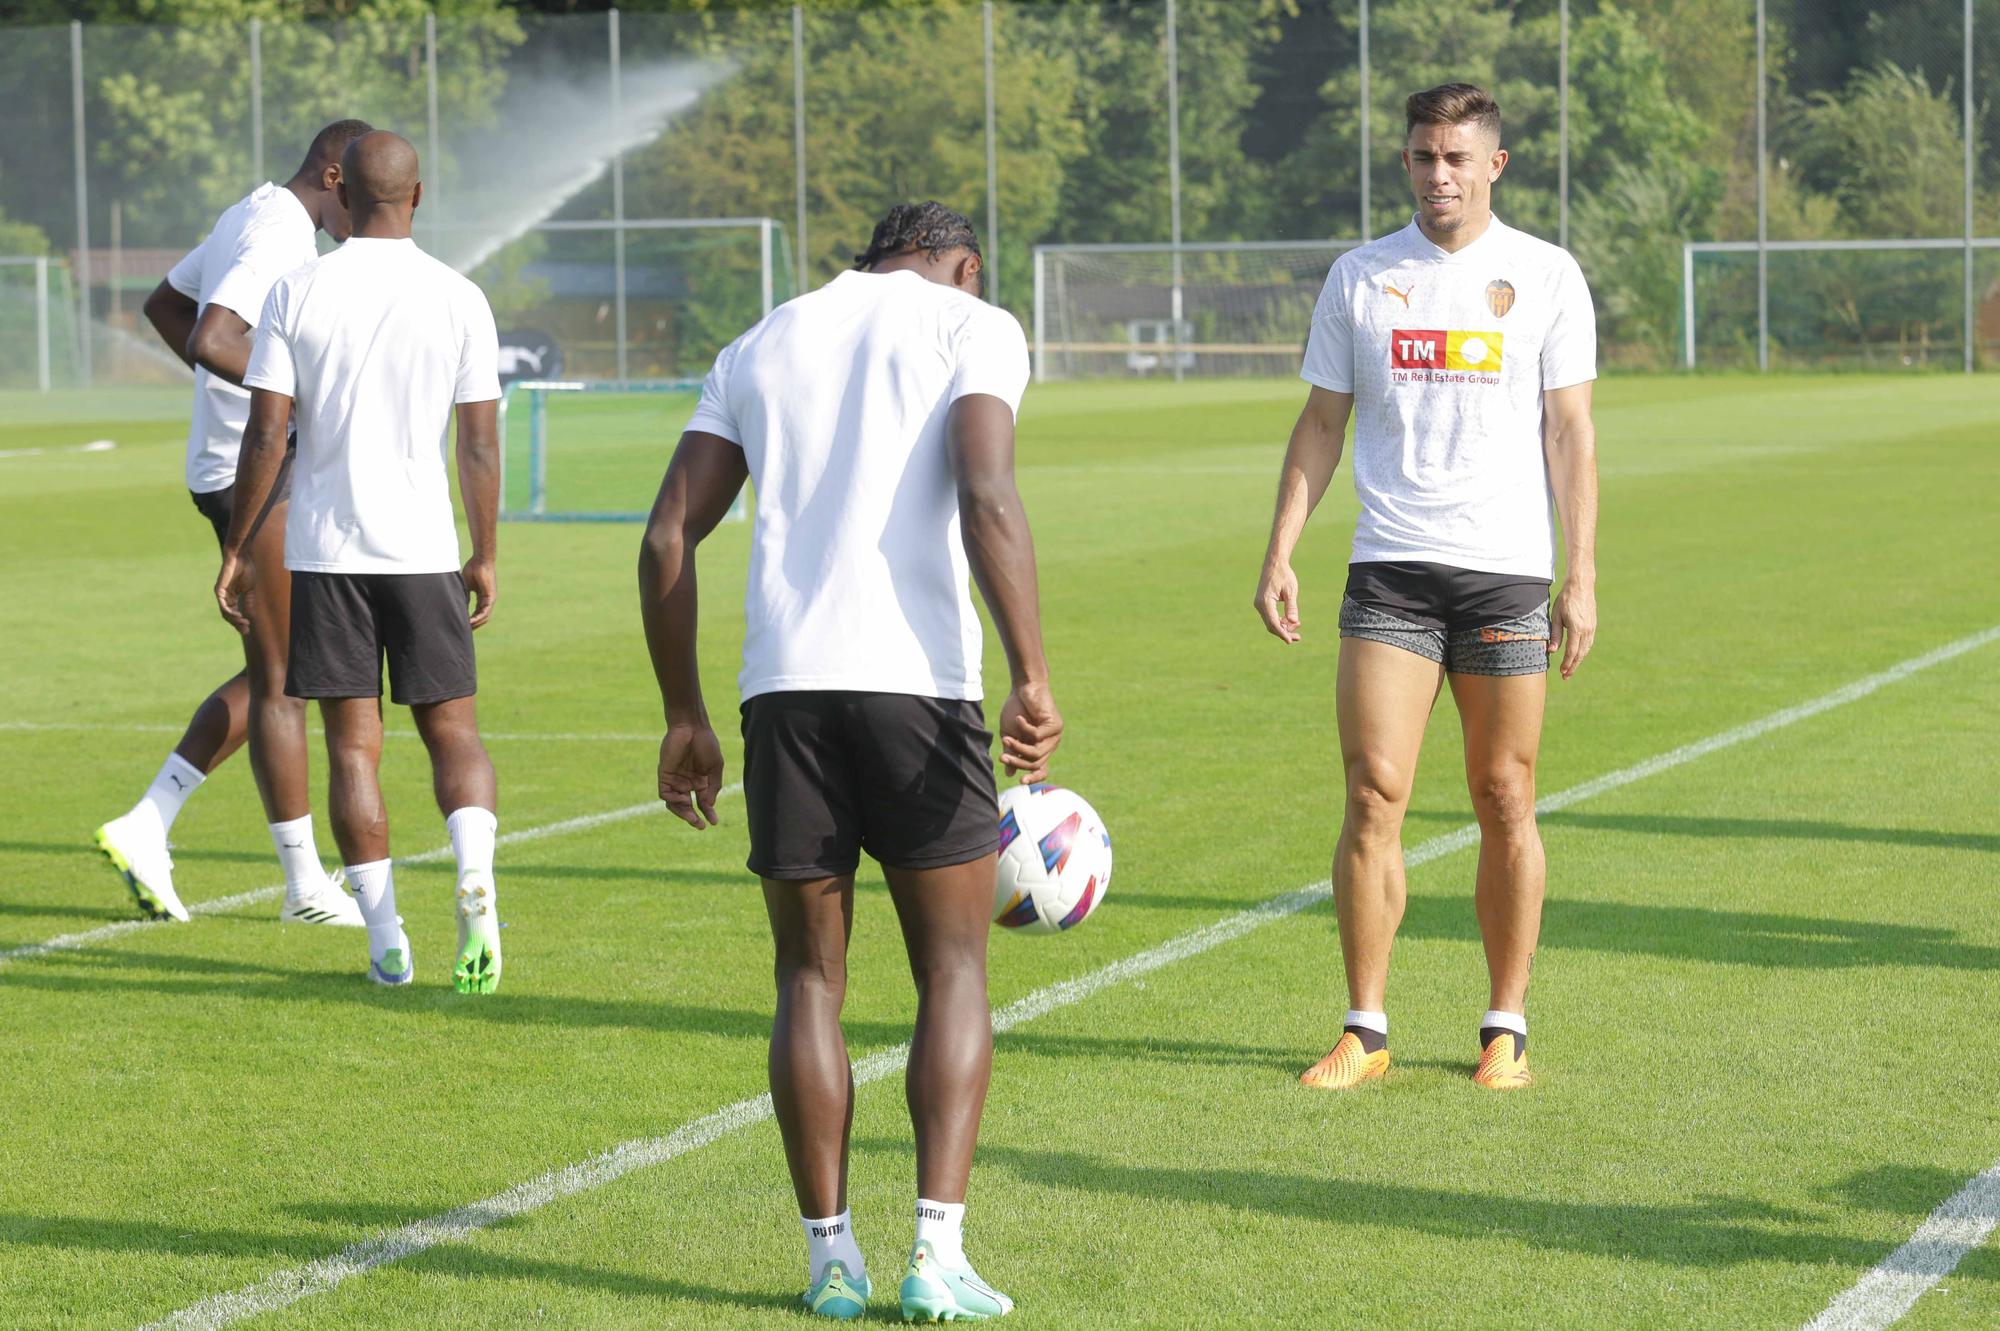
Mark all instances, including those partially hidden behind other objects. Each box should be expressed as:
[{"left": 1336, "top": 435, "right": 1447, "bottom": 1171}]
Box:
[
  {"left": 1340, "top": 560, "right": 1551, "bottom": 676},
  {"left": 740, "top": 691, "right": 1000, "bottom": 880},
  {"left": 286, "top": 571, "right": 476, "bottom": 705},
  {"left": 188, "top": 450, "right": 294, "bottom": 553}
]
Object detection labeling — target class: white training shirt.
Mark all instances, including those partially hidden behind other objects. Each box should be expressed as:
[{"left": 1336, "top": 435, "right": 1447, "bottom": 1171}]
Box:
[
  {"left": 243, "top": 237, "right": 501, "bottom": 575},
  {"left": 1301, "top": 215, "right": 1596, "bottom": 578},
  {"left": 165, "top": 183, "right": 319, "bottom": 494},
  {"left": 686, "top": 269, "right": 1032, "bottom": 704}
]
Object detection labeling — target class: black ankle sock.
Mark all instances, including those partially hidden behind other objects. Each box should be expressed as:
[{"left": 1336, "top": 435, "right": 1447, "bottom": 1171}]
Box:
[
  {"left": 1480, "top": 1026, "right": 1525, "bottom": 1057},
  {"left": 1344, "top": 1024, "right": 1387, "bottom": 1055}
]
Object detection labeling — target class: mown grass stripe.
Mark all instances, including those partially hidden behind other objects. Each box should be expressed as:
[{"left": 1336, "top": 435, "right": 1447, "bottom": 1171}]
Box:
[{"left": 134, "top": 623, "right": 2000, "bottom": 1331}]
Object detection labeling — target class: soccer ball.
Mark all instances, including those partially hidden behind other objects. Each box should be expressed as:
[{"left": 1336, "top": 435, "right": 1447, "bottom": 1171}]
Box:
[{"left": 992, "top": 784, "right": 1111, "bottom": 934}]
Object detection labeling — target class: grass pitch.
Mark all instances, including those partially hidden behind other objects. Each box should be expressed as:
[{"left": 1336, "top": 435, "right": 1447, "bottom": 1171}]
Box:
[{"left": 1, "top": 373, "right": 1997, "bottom": 1329}]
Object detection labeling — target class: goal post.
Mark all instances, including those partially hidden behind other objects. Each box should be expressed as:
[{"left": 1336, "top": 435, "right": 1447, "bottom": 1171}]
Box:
[
  {"left": 498, "top": 378, "right": 747, "bottom": 524},
  {"left": 0, "top": 256, "right": 59, "bottom": 393},
  {"left": 1682, "top": 236, "right": 2000, "bottom": 370},
  {"left": 1031, "top": 240, "right": 1362, "bottom": 382}
]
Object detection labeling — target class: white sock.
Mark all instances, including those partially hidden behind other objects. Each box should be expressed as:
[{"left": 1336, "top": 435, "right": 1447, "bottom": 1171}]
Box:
[
  {"left": 446, "top": 806, "right": 497, "bottom": 880},
  {"left": 915, "top": 1198, "right": 967, "bottom": 1268},
  {"left": 1481, "top": 1009, "right": 1528, "bottom": 1036},
  {"left": 134, "top": 753, "right": 205, "bottom": 837},
  {"left": 344, "top": 859, "right": 401, "bottom": 955},
  {"left": 1343, "top": 1009, "right": 1388, "bottom": 1036},
  {"left": 801, "top": 1210, "right": 865, "bottom": 1283},
  {"left": 269, "top": 815, "right": 324, "bottom": 895}
]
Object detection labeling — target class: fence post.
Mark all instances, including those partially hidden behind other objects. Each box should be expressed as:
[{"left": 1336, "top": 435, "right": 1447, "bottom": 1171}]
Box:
[
  {"left": 1166, "top": 0, "right": 1183, "bottom": 383},
  {"left": 1358, "top": 0, "right": 1371, "bottom": 243},
  {"left": 250, "top": 18, "right": 264, "bottom": 181},
  {"left": 1755, "top": 0, "right": 1768, "bottom": 373},
  {"left": 1558, "top": 0, "right": 1569, "bottom": 251},
  {"left": 610, "top": 9, "right": 629, "bottom": 382},
  {"left": 36, "top": 256, "right": 51, "bottom": 393},
  {"left": 984, "top": 1, "right": 999, "bottom": 306},
  {"left": 70, "top": 20, "right": 92, "bottom": 389},
  {"left": 792, "top": 5, "right": 808, "bottom": 293},
  {"left": 760, "top": 217, "right": 775, "bottom": 317},
  {"left": 426, "top": 12, "right": 441, "bottom": 240},
  {"left": 1964, "top": 0, "right": 1976, "bottom": 373}
]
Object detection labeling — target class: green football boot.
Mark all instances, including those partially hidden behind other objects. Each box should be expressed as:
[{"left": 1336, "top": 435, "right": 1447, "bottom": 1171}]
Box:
[
  {"left": 803, "top": 1260, "right": 870, "bottom": 1320},
  {"left": 453, "top": 872, "right": 502, "bottom": 994},
  {"left": 899, "top": 1241, "right": 1013, "bottom": 1322}
]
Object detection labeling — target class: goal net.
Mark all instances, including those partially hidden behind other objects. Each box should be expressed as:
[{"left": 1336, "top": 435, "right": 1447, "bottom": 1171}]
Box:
[
  {"left": 499, "top": 378, "right": 746, "bottom": 523},
  {"left": 0, "top": 256, "right": 80, "bottom": 392},
  {"left": 1032, "top": 241, "right": 1360, "bottom": 381}
]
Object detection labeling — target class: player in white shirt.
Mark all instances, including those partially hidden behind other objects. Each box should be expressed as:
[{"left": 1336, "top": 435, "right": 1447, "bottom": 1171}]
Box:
[
  {"left": 97, "top": 119, "right": 375, "bottom": 929},
  {"left": 219, "top": 132, "right": 506, "bottom": 995},
  {"left": 1254, "top": 84, "right": 1600, "bottom": 1092},
  {"left": 639, "top": 202, "right": 1063, "bottom": 1322}
]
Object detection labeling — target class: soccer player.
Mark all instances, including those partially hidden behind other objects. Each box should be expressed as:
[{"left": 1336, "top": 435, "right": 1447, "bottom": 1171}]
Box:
[
  {"left": 218, "top": 131, "right": 506, "bottom": 995},
  {"left": 1254, "top": 83, "right": 1599, "bottom": 1092},
  {"left": 639, "top": 201, "right": 1061, "bottom": 1321},
  {"left": 97, "top": 119, "right": 375, "bottom": 927}
]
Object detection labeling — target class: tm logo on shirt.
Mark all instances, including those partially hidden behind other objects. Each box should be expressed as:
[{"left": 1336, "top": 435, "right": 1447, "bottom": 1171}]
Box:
[{"left": 1391, "top": 328, "right": 1504, "bottom": 379}]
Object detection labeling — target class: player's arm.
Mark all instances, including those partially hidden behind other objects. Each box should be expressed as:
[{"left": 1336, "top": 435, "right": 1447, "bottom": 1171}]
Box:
[
  {"left": 949, "top": 394, "right": 1062, "bottom": 784},
  {"left": 215, "top": 388, "right": 292, "bottom": 634},
  {"left": 187, "top": 304, "right": 257, "bottom": 387},
  {"left": 1254, "top": 385, "right": 1353, "bottom": 643},
  {"left": 638, "top": 432, "right": 748, "bottom": 829},
  {"left": 1542, "top": 381, "right": 1598, "bottom": 679},
  {"left": 455, "top": 399, "right": 501, "bottom": 629},
  {"left": 142, "top": 280, "right": 200, "bottom": 370}
]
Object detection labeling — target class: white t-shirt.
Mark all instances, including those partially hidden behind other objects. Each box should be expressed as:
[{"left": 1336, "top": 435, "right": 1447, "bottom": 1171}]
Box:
[
  {"left": 166, "top": 183, "right": 319, "bottom": 494},
  {"left": 686, "top": 269, "right": 1031, "bottom": 703},
  {"left": 243, "top": 237, "right": 501, "bottom": 575},
  {"left": 1301, "top": 215, "right": 1596, "bottom": 578}
]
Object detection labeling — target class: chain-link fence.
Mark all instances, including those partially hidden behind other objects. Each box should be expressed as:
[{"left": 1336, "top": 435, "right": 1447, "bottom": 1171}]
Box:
[{"left": 0, "top": 0, "right": 1993, "bottom": 389}]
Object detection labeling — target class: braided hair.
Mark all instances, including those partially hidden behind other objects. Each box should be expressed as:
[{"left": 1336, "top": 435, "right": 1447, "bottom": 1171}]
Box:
[{"left": 853, "top": 201, "right": 983, "bottom": 295}]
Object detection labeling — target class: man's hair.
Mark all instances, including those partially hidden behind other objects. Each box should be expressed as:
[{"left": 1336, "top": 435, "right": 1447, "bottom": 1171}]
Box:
[
  {"left": 853, "top": 201, "right": 982, "bottom": 285},
  {"left": 1405, "top": 83, "right": 1501, "bottom": 142},
  {"left": 300, "top": 119, "right": 375, "bottom": 174}
]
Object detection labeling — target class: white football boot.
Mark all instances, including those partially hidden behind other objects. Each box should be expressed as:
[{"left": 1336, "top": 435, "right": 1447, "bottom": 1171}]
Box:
[
  {"left": 93, "top": 812, "right": 189, "bottom": 922},
  {"left": 453, "top": 872, "right": 503, "bottom": 994},
  {"left": 279, "top": 866, "right": 366, "bottom": 927}
]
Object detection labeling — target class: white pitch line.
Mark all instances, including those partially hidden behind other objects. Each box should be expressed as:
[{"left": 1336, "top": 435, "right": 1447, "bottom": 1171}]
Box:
[
  {"left": 1802, "top": 1162, "right": 2000, "bottom": 1331},
  {"left": 0, "top": 438, "right": 116, "bottom": 460},
  {"left": 0, "top": 721, "right": 658, "bottom": 743},
  {"left": 0, "top": 787, "right": 739, "bottom": 970},
  {"left": 135, "top": 623, "right": 2000, "bottom": 1331}
]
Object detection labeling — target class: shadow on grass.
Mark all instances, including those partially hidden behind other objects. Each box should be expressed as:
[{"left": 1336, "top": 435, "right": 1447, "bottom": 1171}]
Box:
[
  {"left": 994, "top": 1029, "right": 1303, "bottom": 1075},
  {"left": 1395, "top": 809, "right": 2000, "bottom": 856},
  {"left": 0, "top": 1211, "right": 795, "bottom": 1317},
  {"left": 0, "top": 899, "right": 128, "bottom": 924},
  {"left": 952, "top": 1147, "right": 1995, "bottom": 1276},
  {"left": 0, "top": 838, "right": 272, "bottom": 865},
  {"left": 0, "top": 947, "right": 912, "bottom": 1046}
]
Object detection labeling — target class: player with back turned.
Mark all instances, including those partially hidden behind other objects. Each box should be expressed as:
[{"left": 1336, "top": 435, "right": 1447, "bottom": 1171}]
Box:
[
  {"left": 97, "top": 119, "right": 374, "bottom": 929},
  {"left": 1255, "top": 83, "right": 1600, "bottom": 1091},
  {"left": 639, "top": 201, "right": 1061, "bottom": 1321},
  {"left": 220, "top": 131, "right": 507, "bottom": 994}
]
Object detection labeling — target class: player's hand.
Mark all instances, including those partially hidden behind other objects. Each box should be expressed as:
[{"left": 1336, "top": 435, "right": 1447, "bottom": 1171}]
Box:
[
  {"left": 461, "top": 557, "right": 497, "bottom": 630},
  {"left": 1549, "top": 577, "right": 1596, "bottom": 679},
  {"left": 999, "top": 680, "right": 1063, "bottom": 784},
  {"left": 1254, "top": 559, "right": 1302, "bottom": 643},
  {"left": 215, "top": 552, "right": 251, "bottom": 636},
  {"left": 658, "top": 720, "right": 725, "bottom": 829}
]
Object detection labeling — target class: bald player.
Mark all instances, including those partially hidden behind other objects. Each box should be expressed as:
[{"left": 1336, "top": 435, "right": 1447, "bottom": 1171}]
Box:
[
  {"left": 98, "top": 119, "right": 375, "bottom": 929},
  {"left": 221, "top": 131, "right": 506, "bottom": 993}
]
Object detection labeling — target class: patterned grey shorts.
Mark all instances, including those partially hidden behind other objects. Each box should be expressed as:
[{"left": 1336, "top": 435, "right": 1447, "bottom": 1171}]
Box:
[{"left": 1338, "top": 597, "right": 1551, "bottom": 676}]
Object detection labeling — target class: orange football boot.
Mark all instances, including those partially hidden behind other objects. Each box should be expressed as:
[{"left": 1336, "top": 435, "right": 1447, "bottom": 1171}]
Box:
[
  {"left": 1299, "top": 1031, "right": 1390, "bottom": 1090},
  {"left": 1473, "top": 1031, "right": 1533, "bottom": 1090}
]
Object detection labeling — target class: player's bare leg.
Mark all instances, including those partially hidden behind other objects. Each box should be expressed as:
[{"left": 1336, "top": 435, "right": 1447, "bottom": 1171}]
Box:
[
  {"left": 412, "top": 695, "right": 501, "bottom": 992},
  {"left": 1302, "top": 637, "right": 1443, "bottom": 1089},
  {"left": 763, "top": 873, "right": 858, "bottom": 1218},
  {"left": 320, "top": 696, "right": 408, "bottom": 983},
  {"left": 883, "top": 853, "right": 1012, "bottom": 1320},
  {"left": 175, "top": 676, "right": 250, "bottom": 775},
  {"left": 1450, "top": 669, "right": 1546, "bottom": 1088},
  {"left": 883, "top": 854, "right": 996, "bottom": 1204},
  {"left": 240, "top": 495, "right": 309, "bottom": 824}
]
